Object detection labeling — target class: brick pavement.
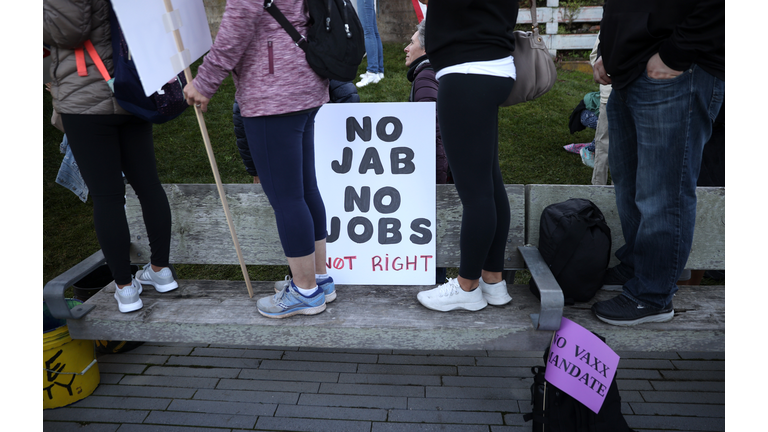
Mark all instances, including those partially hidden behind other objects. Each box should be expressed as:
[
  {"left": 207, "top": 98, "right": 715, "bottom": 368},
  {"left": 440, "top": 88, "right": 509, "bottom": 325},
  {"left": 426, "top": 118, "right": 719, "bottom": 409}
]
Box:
[{"left": 43, "top": 343, "right": 725, "bottom": 431}]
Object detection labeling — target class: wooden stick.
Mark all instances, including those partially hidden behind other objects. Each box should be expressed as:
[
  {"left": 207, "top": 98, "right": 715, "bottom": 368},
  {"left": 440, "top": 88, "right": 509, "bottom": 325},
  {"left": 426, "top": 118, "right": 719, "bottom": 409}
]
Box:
[{"left": 162, "top": 0, "right": 254, "bottom": 298}]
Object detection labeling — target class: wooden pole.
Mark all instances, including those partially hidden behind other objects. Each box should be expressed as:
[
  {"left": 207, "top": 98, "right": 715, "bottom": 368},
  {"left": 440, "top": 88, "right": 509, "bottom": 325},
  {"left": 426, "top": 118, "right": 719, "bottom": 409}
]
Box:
[{"left": 162, "top": 0, "right": 254, "bottom": 298}]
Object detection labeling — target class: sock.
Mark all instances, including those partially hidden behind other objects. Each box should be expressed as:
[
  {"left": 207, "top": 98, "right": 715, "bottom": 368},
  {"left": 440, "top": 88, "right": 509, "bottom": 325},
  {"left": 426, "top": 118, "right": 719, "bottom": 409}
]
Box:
[
  {"left": 291, "top": 281, "right": 319, "bottom": 297},
  {"left": 316, "top": 274, "right": 330, "bottom": 283}
]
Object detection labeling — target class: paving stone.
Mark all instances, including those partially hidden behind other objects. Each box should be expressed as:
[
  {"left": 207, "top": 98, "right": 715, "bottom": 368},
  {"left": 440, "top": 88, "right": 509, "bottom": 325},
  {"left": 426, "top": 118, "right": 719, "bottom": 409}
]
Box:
[
  {"left": 677, "top": 351, "right": 725, "bottom": 360},
  {"left": 319, "top": 382, "right": 424, "bottom": 397},
  {"left": 338, "top": 372, "right": 440, "bottom": 386},
  {"left": 143, "top": 365, "right": 240, "bottom": 379},
  {"left": 256, "top": 416, "right": 371, "bottom": 432},
  {"left": 217, "top": 377, "right": 320, "bottom": 393},
  {"left": 387, "top": 408, "right": 504, "bottom": 424},
  {"left": 166, "top": 355, "right": 259, "bottom": 369},
  {"left": 671, "top": 359, "right": 726, "bottom": 371},
  {"left": 96, "top": 363, "right": 147, "bottom": 375},
  {"left": 301, "top": 346, "right": 391, "bottom": 355},
  {"left": 659, "top": 370, "right": 725, "bottom": 381},
  {"left": 490, "top": 426, "right": 530, "bottom": 432},
  {"left": 259, "top": 359, "right": 358, "bottom": 373},
  {"left": 193, "top": 388, "right": 299, "bottom": 405},
  {"left": 357, "top": 363, "right": 457, "bottom": 376},
  {"left": 282, "top": 350, "right": 379, "bottom": 364},
  {"left": 69, "top": 395, "right": 171, "bottom": 410},
  {"left": 116, "top": 425, "right": 231, "bottom": 432},
  {"left": 238, "top": 368, "right": 340, "bottom": 383},
  {"left": 408, "top": 397, "right": 517, "bottom": 412},
  {"left": 189, "top": 347, "right": 250, "bottom": 357},
  {"left": 616, "top": 379, "right": 654, "bottom": 390},
  {"left": 42, "top": 422, "right": 119, "bottom": 432},
  {"left": 650, "top": 380, "right": 725, "bottom": 392},
  {"left": 393, "top": 349, "right": 488, "bottom": 357},
  {"left": 372, "top": 422, "right": 489, "bottom": 432},
  {"left": 299, "top": 393, "right": 407, "bottom": 409},
  {"left": 617, "top": 390, "right": 644, "bottom": 403},
  {"left": 118, "top": 375, "right": 219, "bottom": 389},
  {"left": 92, "top": 384, "right": 196, "bottom": 399},
  {"left": 441, "top": 376, "right": 530, "bottom": 389},
  {"left": 475, "top": 356, "right": 545, "bottom": 367},
  {"left": 42, "top": 408, "right": 148, "bottom": 424},
  {"left": 126, "top": 345, "right": 193, "bottom": 356},
  {"left": 503, "top": 412, "right": 530, "bottom": 425},
  {"left": 144, "top": 411, "right": 256, "bottom": 429},
  {"left": 616, "top": 351, "right": 680, "bottom": 360},
  {"left": 377, "top": 354, "right": 476, "bottom": 366},
  {"left": 275, "top": 404, "right": 388, "bottom": 422},
  {"left": 168, "top": 398, "right": 276, "bottom": 416},
  {"left": 639, "top": 390, "right": 725, "bottom": 404},
  {"left": 426, "top": 385, "right": 529, "bottom": 400},
  {"left": 98, "top": 373, "right": 123, "bottom": 384},
  {"left": 628, "top": 402, "right": 725, "bottom": 417},
  {"left": 617, "top": 359, "right": 675, "bottom": 369},
  {"left": 487, "top": 350, "right": 545, "bottom": 359},
  {"left": 625, "top": 414, "right": 725, "bottom": 431},
  {"left": 97, "top": 354, "right": 169, "bottom": 365},
  {"left": 456, "top": 365, "right": 533, "bottom": 378},
  {"left": 616, "top": 368, "right": 664, "bottom": 380}
]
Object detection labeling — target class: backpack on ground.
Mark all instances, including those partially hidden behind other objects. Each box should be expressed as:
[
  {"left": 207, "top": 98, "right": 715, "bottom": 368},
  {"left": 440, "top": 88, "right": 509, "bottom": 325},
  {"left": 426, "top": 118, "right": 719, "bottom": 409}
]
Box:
[
  {"left": 530, "top": 198, "right": 611, "bottom": 304},
  {"left": 523, "top": 335, "right": 635, "bottom": 432},
  {"left": 107, "top": 2, "right": 189, "bottom": 123},
  {"left": 265, "top": 0, "right": 365, "bottom": 82}
]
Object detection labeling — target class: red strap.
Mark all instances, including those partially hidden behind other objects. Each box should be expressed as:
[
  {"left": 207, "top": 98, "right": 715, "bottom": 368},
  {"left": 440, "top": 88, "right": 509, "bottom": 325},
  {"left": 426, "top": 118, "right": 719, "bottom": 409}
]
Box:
[
  {"left": 83, "top": 40, "right": 112, "bottom": 82},
  {"left": 411, "top": 0, "right": 425, "bottom": 23},
  {"left": 75, "top": 47, "right": 88, "bottom": 76}
]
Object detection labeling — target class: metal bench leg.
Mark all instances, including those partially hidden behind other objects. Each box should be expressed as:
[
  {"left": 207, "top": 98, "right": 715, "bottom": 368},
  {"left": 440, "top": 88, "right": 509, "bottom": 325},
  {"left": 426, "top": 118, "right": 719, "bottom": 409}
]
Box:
[
  {"left": 518, "top": 245, "right": 563, "bottom": 331},
  {"left": 43, "top": 250, "right": 107, "bottom": 320}
]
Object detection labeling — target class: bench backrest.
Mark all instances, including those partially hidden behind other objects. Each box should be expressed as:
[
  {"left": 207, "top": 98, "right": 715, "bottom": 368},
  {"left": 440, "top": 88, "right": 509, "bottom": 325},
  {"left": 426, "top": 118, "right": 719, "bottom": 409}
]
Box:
[{"left": 126, "top": 184, "right": 724, "bottom": 273}]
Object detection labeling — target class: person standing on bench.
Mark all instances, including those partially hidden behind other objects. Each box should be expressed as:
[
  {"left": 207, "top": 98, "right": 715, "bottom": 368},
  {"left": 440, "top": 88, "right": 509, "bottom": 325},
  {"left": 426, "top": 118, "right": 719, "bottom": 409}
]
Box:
[
  {"left": 590, "top": 0, "right": 724, "bottom": 326},
  {"left": 415, "top": 0, "right": 517, "bottom": 312},
  {"left": 183, "top": 0, "right": 334, "bottom": 319},
  {"left": 44, "top": 0, "right": 179, "bottom": 314}
]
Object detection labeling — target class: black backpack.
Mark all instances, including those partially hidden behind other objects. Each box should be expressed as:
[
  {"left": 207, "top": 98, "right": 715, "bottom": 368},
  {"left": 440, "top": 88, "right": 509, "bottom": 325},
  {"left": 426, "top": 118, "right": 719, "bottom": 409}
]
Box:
[
  {"left": 265, "top": 0, "right": 365, "bottom": 82},
  {"left": 530, "top": 198, "right": 611, "bottom": 304},
  {"left": 524, "top": 336, "right": 635, "bottom": 432}
]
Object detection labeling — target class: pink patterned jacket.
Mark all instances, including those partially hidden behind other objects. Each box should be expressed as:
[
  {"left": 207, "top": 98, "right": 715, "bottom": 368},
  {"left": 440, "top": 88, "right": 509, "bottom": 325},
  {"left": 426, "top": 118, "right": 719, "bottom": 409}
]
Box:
[{"left": 193, "top": 0, "right": 329, "bottom": 117}]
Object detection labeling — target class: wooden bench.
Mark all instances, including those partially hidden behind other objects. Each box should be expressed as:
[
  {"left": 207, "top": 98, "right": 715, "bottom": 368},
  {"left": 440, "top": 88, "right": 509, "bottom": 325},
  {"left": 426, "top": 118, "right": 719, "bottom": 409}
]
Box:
[{"left": 43, "top": 184, "right": 724, "bottom": 352}]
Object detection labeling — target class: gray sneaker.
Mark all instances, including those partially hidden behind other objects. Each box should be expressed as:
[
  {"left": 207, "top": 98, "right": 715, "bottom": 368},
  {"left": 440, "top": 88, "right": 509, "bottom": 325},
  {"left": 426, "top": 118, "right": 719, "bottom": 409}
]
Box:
[
  {"left": 135, "top": 263, "right": 179, "bottom": 293},
  {"left": 114, "top": 278, "right": 143, "bottom": 313},
  {"left": 275, "top": 275, "right": 336, "bottom": 303}
]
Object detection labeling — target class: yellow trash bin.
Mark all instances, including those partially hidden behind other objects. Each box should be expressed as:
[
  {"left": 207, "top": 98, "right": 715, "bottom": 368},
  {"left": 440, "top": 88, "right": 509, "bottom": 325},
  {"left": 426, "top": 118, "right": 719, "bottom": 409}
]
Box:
[{"left": 43, "top": 299, "right": 100, "bottom": 409}]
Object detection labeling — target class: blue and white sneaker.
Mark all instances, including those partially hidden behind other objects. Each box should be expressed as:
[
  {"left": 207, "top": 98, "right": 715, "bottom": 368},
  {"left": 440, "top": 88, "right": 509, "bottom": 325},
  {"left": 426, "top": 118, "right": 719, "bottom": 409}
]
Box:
[
  {"left": 135, "top": 263, "right": 179, "bottom": 293},
  {"left": 258, "top": 282, "right": 326, "bottom": 319},
  {"left": 275, "top": 275, "right": 336, "bottom": 303}
]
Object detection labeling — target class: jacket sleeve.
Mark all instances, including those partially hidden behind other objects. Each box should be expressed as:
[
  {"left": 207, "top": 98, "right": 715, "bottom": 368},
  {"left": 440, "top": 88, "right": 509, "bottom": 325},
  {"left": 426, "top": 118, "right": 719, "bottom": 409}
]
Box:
[
  {"left": 193, "top": 0, "right": 260, "bottom": 99},
  {"left": 657, "top": 0, "right": 724, "bottom": 72},
  {"left": 413, "top": 71, "right": 447, "bottom": 183},
  {"left": 43, "top": 0, "right": 93, "bottom": 49}
]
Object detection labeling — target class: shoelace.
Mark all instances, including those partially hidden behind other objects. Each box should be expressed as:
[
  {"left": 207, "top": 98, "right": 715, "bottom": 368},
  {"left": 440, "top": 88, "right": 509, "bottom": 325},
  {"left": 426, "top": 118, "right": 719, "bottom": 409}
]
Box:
[{"left": 438, "top": 279, "right": 462, "bottom": 297}]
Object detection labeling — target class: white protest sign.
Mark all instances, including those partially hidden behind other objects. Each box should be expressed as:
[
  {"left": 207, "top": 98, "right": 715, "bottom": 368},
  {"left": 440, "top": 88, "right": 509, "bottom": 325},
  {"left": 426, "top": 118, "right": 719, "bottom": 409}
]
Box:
[
  {"left": 545, "top": 318, "right": 621, "bottom": 413},
  {"left": 111, "top": 0, "right": 212, "bottom": 96},
  {"left": 315, "top": 102, "right": 436, "bottom": 285}
]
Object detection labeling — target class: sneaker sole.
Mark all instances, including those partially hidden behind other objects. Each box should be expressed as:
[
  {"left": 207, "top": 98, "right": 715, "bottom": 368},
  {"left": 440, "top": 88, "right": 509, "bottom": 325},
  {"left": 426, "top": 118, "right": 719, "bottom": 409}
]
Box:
[
  {"left": 483, "top": 293, "right": 512, "bottom": 306},
  {"left": 417, "top": 296, "right": 488, "bottom": 312},
  {"left": 595, "top": 310, "right": 674, "bottom": 326},
  {"left": 258, "top": 303, "right": 326, "bottom": 319},
  {"left": 114, "top": 294, "right": 143, "bottom": 313},
  {"left": 136, "top": 271, "right": 179, "bottom": 293}
]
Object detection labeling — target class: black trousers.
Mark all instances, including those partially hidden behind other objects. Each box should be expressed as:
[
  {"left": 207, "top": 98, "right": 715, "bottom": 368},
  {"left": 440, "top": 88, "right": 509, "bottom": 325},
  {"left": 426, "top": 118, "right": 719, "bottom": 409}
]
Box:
[
  {"left": 436, "top": 73, "right": 514, "bottom": 280},
  {"left": 61, "top": 114, "right": 171, "bottom": 285}
]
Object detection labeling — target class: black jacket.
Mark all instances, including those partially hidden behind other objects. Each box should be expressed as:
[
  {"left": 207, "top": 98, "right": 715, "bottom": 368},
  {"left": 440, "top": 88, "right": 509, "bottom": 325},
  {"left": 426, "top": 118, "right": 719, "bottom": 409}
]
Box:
[{"left": 599, "top": 0, "right": 724, "bottom": 89}]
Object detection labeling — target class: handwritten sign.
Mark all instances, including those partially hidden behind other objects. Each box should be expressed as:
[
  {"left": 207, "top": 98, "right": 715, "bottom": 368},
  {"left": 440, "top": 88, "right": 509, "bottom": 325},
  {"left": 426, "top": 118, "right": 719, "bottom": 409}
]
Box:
[
  {"left": 544, "top": 317, "right": 620, "bottom": 413},
  {"left": 111, "top": 0, "right": 212, "bottom": 96},
  {"left": 315, "top": 102, "right": 436, "bottom": 285}
]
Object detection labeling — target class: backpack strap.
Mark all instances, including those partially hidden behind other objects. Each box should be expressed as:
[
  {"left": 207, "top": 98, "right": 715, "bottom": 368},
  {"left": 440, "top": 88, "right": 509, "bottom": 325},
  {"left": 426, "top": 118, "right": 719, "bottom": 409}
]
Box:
[
  {"left": 263, "top": 0, "right": 308, "bottom": 51},
  {"left": 75, "top": 40, "right": 112, "bottom": 83}
]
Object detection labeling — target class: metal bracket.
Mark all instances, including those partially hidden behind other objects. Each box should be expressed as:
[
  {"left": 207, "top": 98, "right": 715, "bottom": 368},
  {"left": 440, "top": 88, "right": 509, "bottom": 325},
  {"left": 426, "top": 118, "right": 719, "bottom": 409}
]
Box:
[
  {"left": 518, "top": 245, "right": 563, "bottom": 331},
  {"left": 43, "top": 250, "right": 106, "bottom": 320}
]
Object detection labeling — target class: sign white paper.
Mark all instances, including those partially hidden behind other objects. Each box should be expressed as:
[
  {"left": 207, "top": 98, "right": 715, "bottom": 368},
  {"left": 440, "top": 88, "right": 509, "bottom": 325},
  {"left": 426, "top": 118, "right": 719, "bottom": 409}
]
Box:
[
  {"left": 315, "top": 102, "right": 437, "bottom": 285},
  {"left": 111, "top": 0, "right": 212, "bottom": 96}
]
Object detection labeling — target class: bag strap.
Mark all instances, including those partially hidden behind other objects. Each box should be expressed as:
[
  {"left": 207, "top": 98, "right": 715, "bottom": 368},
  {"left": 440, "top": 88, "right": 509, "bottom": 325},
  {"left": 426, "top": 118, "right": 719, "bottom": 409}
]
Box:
[
  {"left": 75, "top": 40, "right": 112, "bottom": 82},
  {"left": 530, "top": 1, "right": 539, "bottom": 29},
  {"left": 264, "top": 0, "right": 308, "bottom": 51}
]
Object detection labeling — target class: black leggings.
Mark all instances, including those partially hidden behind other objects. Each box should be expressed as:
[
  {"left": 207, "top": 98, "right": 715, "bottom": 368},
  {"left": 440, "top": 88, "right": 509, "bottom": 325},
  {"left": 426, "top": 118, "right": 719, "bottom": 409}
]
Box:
[
  {"left": 437, "top": 73, "right": 514, "bottom": 280},
  {"left": 60, "top": 114, "right": 172, "bottom": 285}
]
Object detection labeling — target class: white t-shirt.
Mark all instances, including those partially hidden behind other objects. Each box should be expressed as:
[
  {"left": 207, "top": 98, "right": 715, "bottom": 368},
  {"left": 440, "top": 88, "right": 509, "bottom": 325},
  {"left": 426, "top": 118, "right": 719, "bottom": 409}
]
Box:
[{"left": 436, "top": 56, "right": 516, "bottom": 81}]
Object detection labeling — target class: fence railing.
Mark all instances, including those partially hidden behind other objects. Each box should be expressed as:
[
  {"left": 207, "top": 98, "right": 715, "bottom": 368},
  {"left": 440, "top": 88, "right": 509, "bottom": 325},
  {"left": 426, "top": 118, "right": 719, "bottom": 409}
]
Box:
[{"left": 518, "top": 2, "right": 603, "bottom": 57}]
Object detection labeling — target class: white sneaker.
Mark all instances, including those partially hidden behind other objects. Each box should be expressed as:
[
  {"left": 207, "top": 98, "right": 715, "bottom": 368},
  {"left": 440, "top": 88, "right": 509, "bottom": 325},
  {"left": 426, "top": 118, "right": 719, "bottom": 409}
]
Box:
[
  {"left": 417, "top": 278, "right": 488, "bottom": 312},
  {"left": 377, "top": 73, "right": 384, "bottom": 80},
  {"left": 479, "top": 278, "right": 512, "bottom": 306},
  {"left": 114, "top": 278, "right": 143, "bottom": 313},
  {"left": 135, "top": 263, "right": 179, "bottom": 293},
  {"left": 356, "top": 71, "right": 381, "bottom": 88}
]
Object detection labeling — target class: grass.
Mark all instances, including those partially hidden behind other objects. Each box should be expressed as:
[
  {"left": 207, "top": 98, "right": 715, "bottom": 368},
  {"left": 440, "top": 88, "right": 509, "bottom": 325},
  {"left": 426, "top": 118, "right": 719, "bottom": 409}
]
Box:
[{"left": 43, "top": 42, "right": 605, "bottom": 285}]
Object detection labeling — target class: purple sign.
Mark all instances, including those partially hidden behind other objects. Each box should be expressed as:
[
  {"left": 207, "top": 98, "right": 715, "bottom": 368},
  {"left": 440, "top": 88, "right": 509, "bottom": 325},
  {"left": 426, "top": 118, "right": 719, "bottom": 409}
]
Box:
[{"left": 544, "top": 317, "right": 620, "bottom": 413}]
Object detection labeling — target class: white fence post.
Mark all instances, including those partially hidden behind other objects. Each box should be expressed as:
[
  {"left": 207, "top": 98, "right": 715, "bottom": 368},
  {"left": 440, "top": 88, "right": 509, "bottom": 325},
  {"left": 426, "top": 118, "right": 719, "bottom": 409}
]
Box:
[{"left": 520, "top": 2, "right": 602, "bottom": 58}]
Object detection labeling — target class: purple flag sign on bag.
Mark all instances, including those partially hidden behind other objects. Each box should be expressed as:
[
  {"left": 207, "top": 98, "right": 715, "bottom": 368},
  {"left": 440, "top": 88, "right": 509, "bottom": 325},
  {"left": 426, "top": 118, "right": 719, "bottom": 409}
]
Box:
[{"left": 544, "top": 318, "right": 621, "bottom": 413}]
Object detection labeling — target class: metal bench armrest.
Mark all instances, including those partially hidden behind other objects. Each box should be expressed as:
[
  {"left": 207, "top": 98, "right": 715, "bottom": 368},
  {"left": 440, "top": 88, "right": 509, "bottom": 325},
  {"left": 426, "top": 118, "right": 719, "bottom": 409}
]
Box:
[
  {"left": 43, "top": 250, "right": 106, "bottom": 320},
  {"left": 518, "top": 245, "right": 563, "bottom": 331}
]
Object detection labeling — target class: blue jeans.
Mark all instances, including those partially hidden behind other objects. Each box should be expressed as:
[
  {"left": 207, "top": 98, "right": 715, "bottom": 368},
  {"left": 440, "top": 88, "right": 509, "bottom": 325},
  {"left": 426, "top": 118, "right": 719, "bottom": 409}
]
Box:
[
  {"left": 608, "top": 65, "right": 724, "bottom": 309},
  {"left": 358, "top": 0, "right": 383, "bottom": 74}
]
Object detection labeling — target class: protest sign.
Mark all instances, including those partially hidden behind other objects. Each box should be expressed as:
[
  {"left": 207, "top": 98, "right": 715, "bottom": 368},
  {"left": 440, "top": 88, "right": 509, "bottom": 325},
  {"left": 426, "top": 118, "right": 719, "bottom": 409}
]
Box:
[
  {"left": 315, "top": 102, "right": 436, "bottom": 285},
  {"left": 111, "top": 0, "right": 212, "bottom": 97},
  {"left": 544, "top": 317, "right": 620, "bottom": 413}
]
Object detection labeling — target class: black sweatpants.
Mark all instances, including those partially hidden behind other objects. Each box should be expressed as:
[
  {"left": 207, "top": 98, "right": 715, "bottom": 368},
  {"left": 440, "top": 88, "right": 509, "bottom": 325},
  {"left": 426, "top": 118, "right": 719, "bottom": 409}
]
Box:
[
  {"left": 60, "top": 114, "right": 172, "bottom": 285},
  {"left": 436, "top": 73, "right": 514, "bottom": 280}
]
